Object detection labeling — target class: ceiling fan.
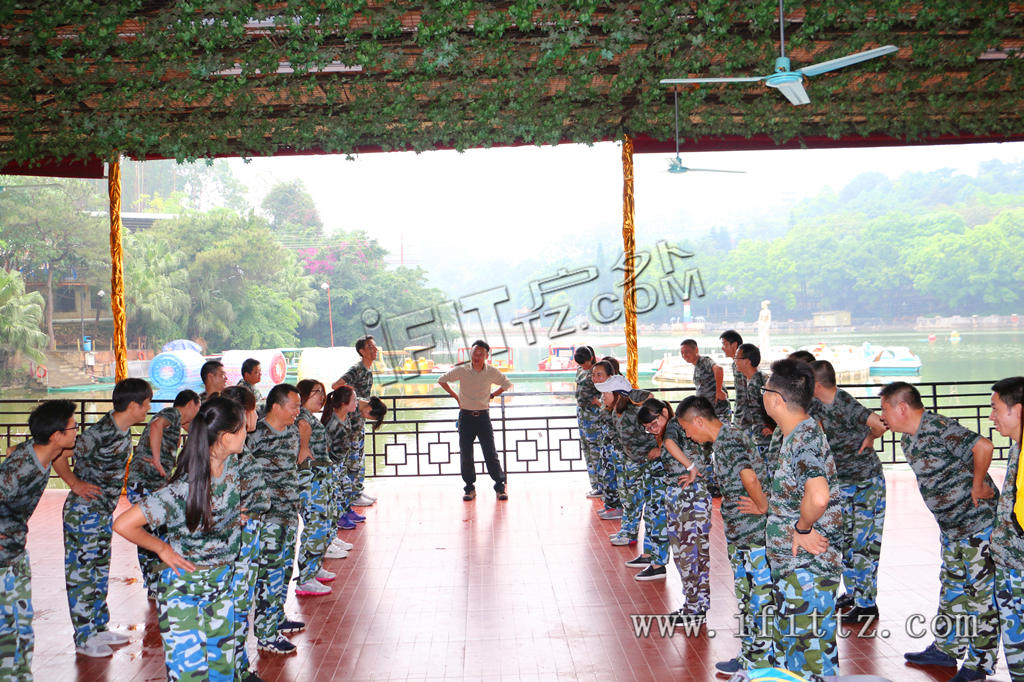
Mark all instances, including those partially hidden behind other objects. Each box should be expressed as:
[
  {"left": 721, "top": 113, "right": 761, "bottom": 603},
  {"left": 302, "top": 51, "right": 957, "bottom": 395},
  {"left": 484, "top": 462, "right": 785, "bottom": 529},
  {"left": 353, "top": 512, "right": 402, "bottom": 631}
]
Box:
[
  {"left": 666, "top": 90, "right": 744, "bottom": 174},
  {"left": 660, "top": 0, "right": 898, "bottom": 106}
]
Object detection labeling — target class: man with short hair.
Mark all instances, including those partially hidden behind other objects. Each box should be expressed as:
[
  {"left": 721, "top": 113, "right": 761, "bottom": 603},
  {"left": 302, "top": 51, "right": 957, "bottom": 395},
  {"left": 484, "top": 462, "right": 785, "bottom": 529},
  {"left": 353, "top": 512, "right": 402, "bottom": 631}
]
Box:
[
  {"left": 238, "top": 358, "right": 263, "bottom": 402},
  {"left": 54, "top": 378, "right": 152, "bottom": 658},
  {"left": 735, "top": 344, "right": 775, "bottom": 451},
  {"left": 988, "top": 376, "right": 1024, "bottom": 682},
  {"left": 333, "top": 335, "right": 378, "bottom": 507},
  {"left": 681, "top": 339, "right": 727, "bottom": 494},
  {"left": 200, "top": 360, "right": 227, "bottom": 402},
  {"left": 677, "top": 395, "right": 771, "bottom": 676},
  {"left": 809, "top": 360, "right": 887, "bottom": 625},
  {"left": 720, "top": 330, "right": 745, "bottom": 424},
  {"left": 880, "top": 381, "right": 999, "bottom": 682},
  {"left": 438, "top": 340, "right": 513, "bottom": 501},
  {"left": 759, "top": 359, "right": 843, "bottom": 681},
  {"left": 1, "top": 400, "right": 78, "bottom": 680},
  {"left": 249, "top": 383, "right": 303, "bottom": 655}
]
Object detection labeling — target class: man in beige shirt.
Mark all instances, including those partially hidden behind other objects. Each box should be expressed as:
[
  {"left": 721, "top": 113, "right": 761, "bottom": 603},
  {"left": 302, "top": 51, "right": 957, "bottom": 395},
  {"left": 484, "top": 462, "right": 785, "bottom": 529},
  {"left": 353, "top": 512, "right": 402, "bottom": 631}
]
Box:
[{"left": 438, "top": 340, "right": 513, "bottom": 501}]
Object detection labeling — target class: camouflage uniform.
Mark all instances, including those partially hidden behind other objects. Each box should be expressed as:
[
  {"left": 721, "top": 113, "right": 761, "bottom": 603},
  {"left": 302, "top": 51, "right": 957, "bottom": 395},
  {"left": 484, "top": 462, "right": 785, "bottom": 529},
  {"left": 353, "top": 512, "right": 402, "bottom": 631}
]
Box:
[
  {"left": 693, "top": 355, "right": 728, "bottom": 494},
  {"left": 742, "top": 372, "right": 775, "bottom": 449},
  {"left": 576, "top": 367, "right": 604, "bottom": 495},
  {"left": 0, "top": 441, "right": 53, "bottom": 680},
  {"left": 237, "top": 378, "right": 263, "bottom": 403},
  {"left": 340, "top": 362, "right": 374, "bottom": 494},
  {"left": 297, "top": 407, "right": 335, "bottom": 585},
  {"left": 810, "top": 389, "right": 885, "bottom": 609},
  {"left": 712, "top": 422, "right": 773, "bottom": 667},
  {"left": 126, "top": 406, "right": 184, "bottom": 596},
  {"left": 902, "top": 411, "right": 1000, "bottom": 675},
  {"left": 612, "top": 390, "right": 669, "bottom": 561},
  {"left": 594, "top": 409, "right": 622, "bottom": 510},
  {"left": 764, "top": 426, "right": 783, "bottom": 487},
  {"left": 247, "top": 418, "right": 301, "bottom": 644},
  {"left": 991, "top": 442, "right": 1024, "bottom": 681},
  {"left": 62, "top": 411, "right": 133, "bottom": 647},
  {"left": 764, "top": 418, "right": 842, "bottom": 682},
  {"left": 731, "top": 360, "right": 748, "bottom": 426},
  {"left": 324, "top": 410, "right": 357, "bottom": 519},
  {"left": 661, "top": 420, "right": 710, "bottom": 612},
  {"left": 231, "top": 446, "right": 270, "bottom": 677},
  {"left": 139, "top": 462, "right": 241, "bottom": 681}
]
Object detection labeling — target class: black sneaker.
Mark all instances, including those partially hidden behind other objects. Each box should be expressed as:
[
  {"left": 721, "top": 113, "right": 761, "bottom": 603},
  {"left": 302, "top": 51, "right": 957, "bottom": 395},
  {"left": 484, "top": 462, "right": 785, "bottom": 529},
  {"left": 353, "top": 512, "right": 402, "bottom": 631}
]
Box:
[
  {"left": 835, "top": 593, "right": 855, "bottom": 611},
  {"left": 624, "top": 554, "right": 653, "bottom": 568},
  {"left": 244, "top": 673, "right": 268, "bottom": 682},
  {"left": 277, "top": 619, "right": 306, "bottom": 634},
  {"left": 841, "top": 604, "right": 879, "bottom": 625},
  {"left": 463, "top": 489, "right": 476, "bottom": 501},
  {"left": 634, "top": 565, "right": 667, "bottom": 581},
  {"left": 496, "top": 489, "right": 508, "bottom": 500},
  {"left": 669, "top": 607, "right": 706, "bottom": 627},
  {"left": 257, "top": 636, "right": 296, "bottom": 655}
]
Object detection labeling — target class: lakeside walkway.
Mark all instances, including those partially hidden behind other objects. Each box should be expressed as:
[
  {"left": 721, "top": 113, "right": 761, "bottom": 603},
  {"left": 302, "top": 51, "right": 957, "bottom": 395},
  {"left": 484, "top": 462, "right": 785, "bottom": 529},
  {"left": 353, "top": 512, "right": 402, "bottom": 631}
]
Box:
[{"left": 24, "top": 469, "right": 1014, "bottom": 681}]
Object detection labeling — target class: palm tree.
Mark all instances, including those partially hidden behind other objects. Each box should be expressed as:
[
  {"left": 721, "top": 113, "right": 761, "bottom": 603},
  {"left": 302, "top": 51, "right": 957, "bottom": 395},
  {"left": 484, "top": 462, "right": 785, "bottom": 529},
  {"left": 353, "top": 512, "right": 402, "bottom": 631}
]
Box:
[{"left": 0, "top": 268, "right": 48, "bottom": 370}]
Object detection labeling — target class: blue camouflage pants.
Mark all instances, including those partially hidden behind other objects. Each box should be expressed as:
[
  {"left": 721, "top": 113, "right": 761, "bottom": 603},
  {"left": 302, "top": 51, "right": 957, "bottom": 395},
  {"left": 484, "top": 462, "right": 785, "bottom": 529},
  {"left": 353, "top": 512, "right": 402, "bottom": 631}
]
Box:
[
  {"left": 158, "top": 563, "right": 235, "bottom": 681},
  {"left": 0, "top": 553, "right": 33, "bottom": 682},
  {"left": 840, "top": 474, "right": 886, "bottom": 608},
  {"left": 353, "top": 434, "right": 366, "bottom": 495},
  {"left": 729, "top": 544, "right": 774, "bottom": 668},
  {"left": 253, "top": 519, "right": 297, "bottom": 642},
  {"left": 231, "top": 518, "right": 262, "bottom": 679},
  {"left": 62, "top": 494, "right": 114, "bottom": 647},
  {"left": 577, "top": 407, "right": 603, "bottom": 493},
  {"left": 334, "top": 462, "right": 352, "bottom": 518},
  {"left": 127, "top": 483, "right": 165, "bottom": 597},
  {"left": 933, "top": 528, "right": 999, "bottom": 675},
  {"left": 770, "top": 568, "right": 839, "bottom": 682},
  {"left": 596, "top": 428, "right": 622, "bottom": 509},
  {"left": 619, "top": 458, "right": 646, "bottom": 540},
  {"left": 995, "top": 563, "right": 1024, "bottom": 681},
  {"left": 298, "top": 469, "right": 336, "bottom": 584},
  {"left": 642, "top": 469, "right": 668, "bottom": 563},
  {"left": 665, "top": 485, "right": 711, "bottom": 612}
]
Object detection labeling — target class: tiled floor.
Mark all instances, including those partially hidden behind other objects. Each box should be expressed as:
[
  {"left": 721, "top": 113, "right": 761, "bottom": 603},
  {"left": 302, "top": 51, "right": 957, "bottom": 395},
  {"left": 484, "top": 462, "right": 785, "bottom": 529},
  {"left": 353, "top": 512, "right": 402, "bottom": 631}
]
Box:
[{"left": 25, "top": 468, "right": 1014, "bottom": 681}]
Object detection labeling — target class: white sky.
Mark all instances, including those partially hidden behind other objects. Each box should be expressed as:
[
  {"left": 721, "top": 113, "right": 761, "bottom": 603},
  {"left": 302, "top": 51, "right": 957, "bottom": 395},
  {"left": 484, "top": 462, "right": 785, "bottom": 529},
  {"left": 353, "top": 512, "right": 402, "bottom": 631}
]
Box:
[{"left": 227, "top": 140, "right": 1024, "bottom": 272}]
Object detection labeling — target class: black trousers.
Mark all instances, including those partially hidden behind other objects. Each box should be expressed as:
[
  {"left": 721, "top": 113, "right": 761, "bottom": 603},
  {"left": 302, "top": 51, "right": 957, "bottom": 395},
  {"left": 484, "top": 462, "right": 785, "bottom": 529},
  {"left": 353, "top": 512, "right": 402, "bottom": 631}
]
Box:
[{"left": 458, "top": 410, "right": 506, "bottom": 493}]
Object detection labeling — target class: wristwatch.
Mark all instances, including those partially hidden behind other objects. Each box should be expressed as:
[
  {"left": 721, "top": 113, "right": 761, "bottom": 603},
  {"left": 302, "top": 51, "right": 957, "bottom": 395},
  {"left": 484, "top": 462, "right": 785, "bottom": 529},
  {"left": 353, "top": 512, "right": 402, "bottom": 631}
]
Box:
[{"left": 794, "top": 521, "right": 812, "bottom": 535}]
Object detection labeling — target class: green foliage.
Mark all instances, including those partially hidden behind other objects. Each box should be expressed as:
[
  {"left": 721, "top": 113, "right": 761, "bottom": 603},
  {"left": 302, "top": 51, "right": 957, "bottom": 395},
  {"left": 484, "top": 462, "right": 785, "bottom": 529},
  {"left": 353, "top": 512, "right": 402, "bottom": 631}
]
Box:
[
  {"left": 1, "top": 2, "right": 1021, "bottom": 166},
  {"left": 698, "top": 163, "right": 1024, "bottom": 320},
  {"left": 0, "top": 268, "right": 48, "bottom": 368}
]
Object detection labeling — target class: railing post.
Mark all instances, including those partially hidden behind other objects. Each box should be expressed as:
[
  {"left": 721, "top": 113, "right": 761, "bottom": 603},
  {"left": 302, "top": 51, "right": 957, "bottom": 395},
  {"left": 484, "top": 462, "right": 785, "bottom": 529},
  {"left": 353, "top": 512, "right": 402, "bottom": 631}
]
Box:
[{"left": 499, "top": 392, "right": 507, "bottom": 476}]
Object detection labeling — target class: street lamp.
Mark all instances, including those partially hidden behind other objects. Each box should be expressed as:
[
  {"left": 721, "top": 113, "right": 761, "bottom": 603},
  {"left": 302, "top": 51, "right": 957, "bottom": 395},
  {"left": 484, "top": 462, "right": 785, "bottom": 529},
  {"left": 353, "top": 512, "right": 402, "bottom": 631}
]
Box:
[{"left": 321, "top": 282, "right": 334, "bottom": 347}]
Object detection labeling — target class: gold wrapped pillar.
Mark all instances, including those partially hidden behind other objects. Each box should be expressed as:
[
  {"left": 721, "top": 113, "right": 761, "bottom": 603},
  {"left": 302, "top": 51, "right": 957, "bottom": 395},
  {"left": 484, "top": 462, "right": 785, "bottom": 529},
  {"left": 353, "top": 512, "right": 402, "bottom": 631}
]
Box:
[
  {"left": 621, "top": 135, "right": 638, "bottom": 386},
  {"left": 108, "top": 159, "right": 127, "bottom": 382}
]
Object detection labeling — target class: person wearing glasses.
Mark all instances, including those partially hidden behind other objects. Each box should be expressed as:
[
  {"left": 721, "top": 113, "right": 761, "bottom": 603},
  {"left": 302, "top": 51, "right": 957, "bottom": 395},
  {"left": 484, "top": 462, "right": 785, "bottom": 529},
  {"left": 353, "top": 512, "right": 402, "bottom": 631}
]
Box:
[
  {"left": 0, "top": 399, "right": 78, "bottom": 680},
  {"left": 758, "top": 359, "right": 842, "bottom": 682}
]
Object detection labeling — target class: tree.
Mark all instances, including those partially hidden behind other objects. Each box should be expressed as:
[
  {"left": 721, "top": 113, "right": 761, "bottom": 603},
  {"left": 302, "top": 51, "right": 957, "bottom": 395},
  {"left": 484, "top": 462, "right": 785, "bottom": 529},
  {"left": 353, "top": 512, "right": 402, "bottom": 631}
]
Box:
[
  {"left": 0, "top": 268, "right": 47, "bottom": 371},
  {"left": 0, "top": 179, "right": 109, "bottom": 347},
  {"left": 261, "top": 179, "right": 323, "bottom": 243}
]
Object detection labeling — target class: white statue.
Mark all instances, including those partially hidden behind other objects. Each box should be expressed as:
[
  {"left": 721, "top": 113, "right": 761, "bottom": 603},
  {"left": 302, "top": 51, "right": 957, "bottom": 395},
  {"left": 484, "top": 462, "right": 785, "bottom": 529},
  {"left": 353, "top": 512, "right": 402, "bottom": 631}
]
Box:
[{"left": 757, "top": 300, "right": 772, "bottom": 351}]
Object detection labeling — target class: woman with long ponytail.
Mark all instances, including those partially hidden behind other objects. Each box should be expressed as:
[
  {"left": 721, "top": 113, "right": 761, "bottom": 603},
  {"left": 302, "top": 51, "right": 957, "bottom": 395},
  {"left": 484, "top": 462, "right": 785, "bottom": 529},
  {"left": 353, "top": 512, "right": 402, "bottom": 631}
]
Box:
[
  {"left": 113, "top": 397, "right": 246, "bottom": 681},
  {"left": 323, "top": 387, "right": 359, "bottom": 535},
  {"left": 574, "top": 345, "right": 604, "bottom": 501}
]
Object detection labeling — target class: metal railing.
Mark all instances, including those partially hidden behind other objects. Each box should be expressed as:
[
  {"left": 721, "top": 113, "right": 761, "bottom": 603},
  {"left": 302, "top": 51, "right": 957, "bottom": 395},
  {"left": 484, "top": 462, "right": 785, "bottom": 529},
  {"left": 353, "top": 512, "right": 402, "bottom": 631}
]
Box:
[{"left": 0, "top": 380, "right": 1014, "bottom": 480}]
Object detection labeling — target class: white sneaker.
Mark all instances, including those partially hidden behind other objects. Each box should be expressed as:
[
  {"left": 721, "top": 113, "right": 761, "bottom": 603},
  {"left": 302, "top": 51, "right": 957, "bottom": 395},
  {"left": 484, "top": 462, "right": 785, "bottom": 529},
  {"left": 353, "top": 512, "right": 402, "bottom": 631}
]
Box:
[
  {"left": 295, "top": 580, "right": 331, "bottom": 596},
  {"left": 316, "top": 568, "right": 336, "bottom": 582},
  {"left": 324, "top": 545, "right": 348, "bottom": 559},
  {"left": 362, "top": 491, "right": 377, "bottom": 501},
  {"left": 331, "top": 537, "right": 353, "bottom": 551},
  {"left": 95, "top": 630, "right": 130, "bottom": 646},
  {"left": 76, "top": 636, "right": 114, "bottom": 657},
  {"left": 353, "top": 494, "right": 375, "bottom": 506}
]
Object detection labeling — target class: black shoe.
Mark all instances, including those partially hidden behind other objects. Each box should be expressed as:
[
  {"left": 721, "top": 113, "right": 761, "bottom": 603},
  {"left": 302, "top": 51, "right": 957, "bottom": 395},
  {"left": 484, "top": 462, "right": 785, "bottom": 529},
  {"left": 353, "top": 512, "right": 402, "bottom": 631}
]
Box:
[
  {"left": 463, "top": 489, "right": 476, "bottom": 501},
  {"left": 841, "top": 604, "right": 879, "bottom": 625},
  {"left": 948, "top": 666, "right": 987, "bottom": 682},
  {"left": 634, "top": 565, "right": 667, "bottom": 581},
  {"left": 835, "top": 593, "right": 855, "bottom": 611},
  {"left": 244, "top": 673, "right": 268, "bottom": 682},
  {"left": 496, "top": 489, "right": 508, "bottom": 500},
  {"left": 277, "top": 619, "right": 306, "bottom": 634},
  {"left": 624, "top": 554, "right": 653, "bottom": 568},
  {"left": 669, "top": 607, "right": 706, "bottom": 626}
]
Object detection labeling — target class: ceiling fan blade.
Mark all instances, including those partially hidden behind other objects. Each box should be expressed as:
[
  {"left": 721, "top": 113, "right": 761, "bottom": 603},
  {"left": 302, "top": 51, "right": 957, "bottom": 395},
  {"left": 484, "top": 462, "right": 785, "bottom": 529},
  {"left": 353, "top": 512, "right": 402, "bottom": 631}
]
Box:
[
  {"left": 660, "top": 76, "right": 765, "bottom": 84},
  {"left": 683, "top": 168, "right": 747, "bottom": 174},
  {"left": 770, "top": 79, "right": 810, "bottom": 105},
  {"left": 799, "top": 45, "right": 898, "bottom": 77}
]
